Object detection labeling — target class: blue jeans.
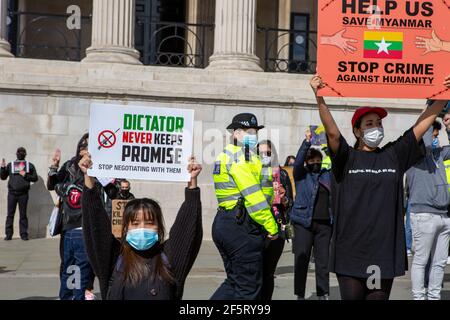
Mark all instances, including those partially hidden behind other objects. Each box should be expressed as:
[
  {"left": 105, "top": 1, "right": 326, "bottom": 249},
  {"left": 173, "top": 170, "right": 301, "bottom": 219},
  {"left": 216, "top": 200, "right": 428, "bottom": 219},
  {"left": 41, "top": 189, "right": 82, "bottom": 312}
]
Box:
[
  {"left": 405, "top": 202, "right": 412, "bottom": 251},
  {"left": 59, "top": 229, "right": 94, "bottom": 300}
]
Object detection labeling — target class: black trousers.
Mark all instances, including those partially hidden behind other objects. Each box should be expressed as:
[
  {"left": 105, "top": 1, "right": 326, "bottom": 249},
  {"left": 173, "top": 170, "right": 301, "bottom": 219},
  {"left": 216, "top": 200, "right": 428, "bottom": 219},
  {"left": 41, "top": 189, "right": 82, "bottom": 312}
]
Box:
[
  {"left": 211, "top": 208, "right": 265, "bottom": 300},
  {"left": 293, "top": 220, "right": 332, "bottom": 298},
  {"left": 261, "top": 236, "right": 285, "bottom": 300},
  {"left": 337, "top": 275, "right": 393, "bottom": 300},
  {"left": 5, "top": 192, "right": 29, "bottom": 238}
]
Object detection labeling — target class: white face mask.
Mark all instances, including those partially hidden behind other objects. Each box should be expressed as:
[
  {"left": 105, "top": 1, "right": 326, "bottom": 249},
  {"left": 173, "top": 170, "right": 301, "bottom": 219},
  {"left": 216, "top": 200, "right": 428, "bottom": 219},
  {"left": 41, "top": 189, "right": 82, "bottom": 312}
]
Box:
[
  {"left": 362, "top": 127, "right": 384, "bottom": 148},
  {"left": 260, "top": 155, "right": 272, "bottom": 166}
]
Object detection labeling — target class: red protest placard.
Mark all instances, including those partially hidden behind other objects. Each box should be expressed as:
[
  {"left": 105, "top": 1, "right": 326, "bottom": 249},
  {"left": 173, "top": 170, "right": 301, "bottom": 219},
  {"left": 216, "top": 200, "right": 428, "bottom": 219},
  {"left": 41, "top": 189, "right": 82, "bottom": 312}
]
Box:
[{"left": 317, "top": 0, "right": 450, "bottom": 99}]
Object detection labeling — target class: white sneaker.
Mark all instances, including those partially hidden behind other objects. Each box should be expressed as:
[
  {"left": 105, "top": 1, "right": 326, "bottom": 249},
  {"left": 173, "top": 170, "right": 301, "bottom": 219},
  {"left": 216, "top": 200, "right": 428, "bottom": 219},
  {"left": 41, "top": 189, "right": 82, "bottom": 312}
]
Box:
[
  {"left": 407, "top": 250, "right": 413, "bottom": 257},
  {"left": 446, "top": 257, "right": 450, "bottom": 265}
]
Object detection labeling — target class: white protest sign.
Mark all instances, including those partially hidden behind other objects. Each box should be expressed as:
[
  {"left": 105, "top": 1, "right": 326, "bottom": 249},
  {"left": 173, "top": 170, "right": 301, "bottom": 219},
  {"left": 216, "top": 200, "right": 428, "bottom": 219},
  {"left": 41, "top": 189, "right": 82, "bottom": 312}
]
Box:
[{"left": 88, "top": 103, "right": 194, "bottom": 182}]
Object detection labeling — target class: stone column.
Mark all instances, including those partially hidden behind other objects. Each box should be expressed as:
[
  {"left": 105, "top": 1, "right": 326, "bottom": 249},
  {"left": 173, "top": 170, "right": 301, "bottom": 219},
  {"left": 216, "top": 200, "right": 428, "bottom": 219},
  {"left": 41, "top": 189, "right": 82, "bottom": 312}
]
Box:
[
  {"left": 186, "top": 0, "right": 199, "bottom": 66},
  {"left": 187, "top": 0, "right": 215, "bottom": 67},
  {"left": 277, "top": 0, "right": 291, "bottom": 63},
  {"left": 0, "top": 0, "right": 13, "bottom": 57},
  {"left": 208, "top": 0, "right": 262, "bottom": 71},
  {"left": 83, "top": 0, "right": 141, "bottom": 64}
]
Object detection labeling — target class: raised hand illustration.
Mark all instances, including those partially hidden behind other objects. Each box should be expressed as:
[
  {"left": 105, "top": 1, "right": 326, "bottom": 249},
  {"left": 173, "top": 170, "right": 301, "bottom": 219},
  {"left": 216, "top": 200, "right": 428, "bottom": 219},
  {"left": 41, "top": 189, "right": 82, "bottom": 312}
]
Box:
[
  {"left": 416, "top": 30, "right": 450, "bottom": 55},
  {"left": 321, "top": 28, "right": 358, "bottom": 54}
]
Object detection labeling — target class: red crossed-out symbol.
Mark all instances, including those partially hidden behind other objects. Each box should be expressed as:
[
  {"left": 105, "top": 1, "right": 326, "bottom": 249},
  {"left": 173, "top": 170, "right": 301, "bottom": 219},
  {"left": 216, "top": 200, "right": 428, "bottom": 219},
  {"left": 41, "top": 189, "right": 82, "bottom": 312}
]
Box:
[{"left": 98, "top": 130, "right": 117, "bottom": 149}]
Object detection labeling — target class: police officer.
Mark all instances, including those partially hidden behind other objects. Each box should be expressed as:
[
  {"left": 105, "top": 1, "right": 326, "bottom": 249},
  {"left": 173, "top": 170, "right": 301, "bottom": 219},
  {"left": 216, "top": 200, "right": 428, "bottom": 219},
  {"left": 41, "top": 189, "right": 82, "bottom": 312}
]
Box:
[{"left": 211, "top": 113, "right": 279, "bottom": 300}]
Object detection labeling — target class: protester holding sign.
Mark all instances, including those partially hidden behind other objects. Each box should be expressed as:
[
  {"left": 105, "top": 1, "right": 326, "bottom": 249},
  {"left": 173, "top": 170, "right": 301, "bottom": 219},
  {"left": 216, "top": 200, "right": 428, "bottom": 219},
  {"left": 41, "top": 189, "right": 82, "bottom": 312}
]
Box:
[
  {"left": 258, "top": 140, "right": 293, "bottom": 300},
  {"left": 1, "top": 147, "right": 37, "bottom": 241},
  {"left": 46, "top": 134, "right": 95, "bottom": 300},
  {"left": 291, "top": 130, "right": 333, "bottom": 300},
  {"left": 311, "top": 74, "right": 450, "bottom": 300},
  {"left": 80, "top": 153, "right": 203, "bottom": 300}
]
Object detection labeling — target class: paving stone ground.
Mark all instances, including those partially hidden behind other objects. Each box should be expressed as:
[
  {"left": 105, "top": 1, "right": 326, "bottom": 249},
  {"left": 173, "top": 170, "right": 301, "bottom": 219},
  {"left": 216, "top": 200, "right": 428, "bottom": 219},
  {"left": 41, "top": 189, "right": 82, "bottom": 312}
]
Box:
[{"left": 1, "top": 238, "right": 450, "bottom": 300}]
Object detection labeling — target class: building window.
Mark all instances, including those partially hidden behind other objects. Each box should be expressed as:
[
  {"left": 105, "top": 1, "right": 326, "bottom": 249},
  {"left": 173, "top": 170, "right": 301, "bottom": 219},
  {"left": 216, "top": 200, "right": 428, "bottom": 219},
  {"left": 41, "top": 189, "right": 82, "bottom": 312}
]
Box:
[
  {"left": 6, "top": 0, "right": 214, "bottom": 67},
  {"left": 135, "top": 0, "right": 214, "bottom": 68},
  {"left": 7, "top": 0, "right": 92, "bottom": 61},
  {"left": 290, "top": 13, "right": 310, "bottom": 69},
  {"left": 258, "top": 12, "right": 317, "bottom": 74}
]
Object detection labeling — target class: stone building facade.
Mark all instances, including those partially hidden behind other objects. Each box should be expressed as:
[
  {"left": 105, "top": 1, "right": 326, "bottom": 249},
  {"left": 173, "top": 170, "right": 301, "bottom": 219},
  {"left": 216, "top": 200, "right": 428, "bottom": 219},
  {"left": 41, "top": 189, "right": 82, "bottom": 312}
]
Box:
[{"left": 0, "top": 0, "right": 425, "bottom": 239}]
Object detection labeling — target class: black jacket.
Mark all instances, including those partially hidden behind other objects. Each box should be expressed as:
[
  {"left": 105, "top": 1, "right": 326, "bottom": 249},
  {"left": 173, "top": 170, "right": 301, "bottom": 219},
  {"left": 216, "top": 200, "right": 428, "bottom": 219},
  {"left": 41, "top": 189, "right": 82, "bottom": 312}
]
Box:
[
  {"left": 1, "top": 161, "right": 38, "bottom": 194},
  {"left": 47, "top": 160, "right": 85, "bottom": 231}
]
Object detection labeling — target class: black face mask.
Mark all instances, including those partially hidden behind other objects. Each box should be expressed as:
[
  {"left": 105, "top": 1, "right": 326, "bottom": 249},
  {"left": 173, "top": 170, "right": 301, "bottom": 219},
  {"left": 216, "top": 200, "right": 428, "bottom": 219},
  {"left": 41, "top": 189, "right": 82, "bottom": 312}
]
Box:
[
  {"left": 306, "top": 163, "right": 321, "bottom": 173},
  {"left": 120, "top": 190, "right": 130, "bottom": 197},
  {"left": 16, "top": 152, "right": 26, "bottom": 160}
]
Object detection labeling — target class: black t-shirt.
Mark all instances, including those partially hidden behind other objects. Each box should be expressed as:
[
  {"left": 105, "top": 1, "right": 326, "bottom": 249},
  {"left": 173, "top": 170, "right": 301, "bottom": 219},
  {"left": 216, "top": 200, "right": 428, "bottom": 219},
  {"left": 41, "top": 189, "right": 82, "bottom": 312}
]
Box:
[
  {"left": 329, "top": 128, "right": 424, "bottom": 279},
  {"left": 313, "top": 184, "right": 330, "bottom": 220}
]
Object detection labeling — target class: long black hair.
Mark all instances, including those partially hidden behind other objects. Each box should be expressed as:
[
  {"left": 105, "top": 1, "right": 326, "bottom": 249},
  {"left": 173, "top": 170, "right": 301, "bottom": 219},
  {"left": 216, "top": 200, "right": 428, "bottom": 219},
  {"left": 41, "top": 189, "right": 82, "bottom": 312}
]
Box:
[
  {"left": 73, "top": 133, "right": 89, "bottom": 172},
  {"left": 353, "top": 119, "right": 362, "bottom": 149}
]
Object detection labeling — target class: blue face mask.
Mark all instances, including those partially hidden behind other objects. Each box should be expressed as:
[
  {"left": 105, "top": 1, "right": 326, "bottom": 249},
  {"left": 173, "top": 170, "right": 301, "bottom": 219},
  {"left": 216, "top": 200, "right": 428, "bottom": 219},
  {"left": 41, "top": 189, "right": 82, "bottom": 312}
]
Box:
[
  {"left": 243, "top": 134, "right": 258, "bottom": 149},
  {"left": 126, "top": 228, "right": 159, "bottom": 251},
  {"left": 432, "top": 137, "right": 439, "bottom": 149}
]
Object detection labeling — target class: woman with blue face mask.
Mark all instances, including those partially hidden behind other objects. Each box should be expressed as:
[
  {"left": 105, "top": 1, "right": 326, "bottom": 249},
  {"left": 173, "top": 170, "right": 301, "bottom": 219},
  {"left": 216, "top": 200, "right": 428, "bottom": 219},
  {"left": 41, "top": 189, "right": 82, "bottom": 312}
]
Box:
[
  {"left": 310, "top": 74, "right": 450, "bottom": 300},
  {"left": 79, "top": 153, "right": 203, "bottom": 300}
]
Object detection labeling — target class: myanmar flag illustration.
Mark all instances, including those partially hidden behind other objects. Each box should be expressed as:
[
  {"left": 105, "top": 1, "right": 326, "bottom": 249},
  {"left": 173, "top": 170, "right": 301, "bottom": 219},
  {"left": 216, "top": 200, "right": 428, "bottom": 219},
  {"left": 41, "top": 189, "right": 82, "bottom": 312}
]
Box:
[{"left": 363, "top": 31, "right": 403, "bottom": 59}]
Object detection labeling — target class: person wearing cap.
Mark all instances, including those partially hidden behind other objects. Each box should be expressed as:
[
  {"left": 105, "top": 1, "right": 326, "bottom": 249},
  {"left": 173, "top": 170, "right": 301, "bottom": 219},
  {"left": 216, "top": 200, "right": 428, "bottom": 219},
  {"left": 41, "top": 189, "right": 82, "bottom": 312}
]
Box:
[
  {"left": 310, "top": 74, "right": 450, "bottom": 300},
  {"left": 211, "top": 113, "right": 279, "bottom": 300},
  {"left": 1, "top": 147, "right": 38, "bottom": 241},
  {"left": 406, "top": 118, "right": 450, "bottom": 300}
]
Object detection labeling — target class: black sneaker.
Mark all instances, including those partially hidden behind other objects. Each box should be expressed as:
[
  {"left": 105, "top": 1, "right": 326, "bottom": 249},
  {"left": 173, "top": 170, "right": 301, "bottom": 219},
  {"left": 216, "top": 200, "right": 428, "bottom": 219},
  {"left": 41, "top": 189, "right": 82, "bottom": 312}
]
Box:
[
  {"left": 4, "top": 236, "right": 12, "bottom": 241},
  {"left": 21, "top": 237, "right": 29, "bottom": 241}
]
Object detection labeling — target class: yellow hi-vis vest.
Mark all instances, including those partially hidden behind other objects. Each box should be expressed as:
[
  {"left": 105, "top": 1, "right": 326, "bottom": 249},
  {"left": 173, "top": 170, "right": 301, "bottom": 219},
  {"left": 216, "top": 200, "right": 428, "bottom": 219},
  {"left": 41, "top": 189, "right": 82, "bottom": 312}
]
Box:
[
  {"left": 445, "top": 159, "right": 450, "bottom": 192},
  {"left": 213, "top": 144, "right": 278, "bottom": 235},
  {"left": 322, "top": 155, "right": 332, "bottom": 170}
]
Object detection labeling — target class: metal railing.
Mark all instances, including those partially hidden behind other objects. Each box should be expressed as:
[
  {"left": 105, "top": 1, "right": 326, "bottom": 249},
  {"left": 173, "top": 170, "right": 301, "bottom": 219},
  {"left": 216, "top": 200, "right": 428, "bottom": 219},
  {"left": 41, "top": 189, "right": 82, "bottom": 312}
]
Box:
[
  {"left": 257, "top": 27, "right": 317, "bottom": 74},
  {"left": 135, "top": 20, "right": 214, "bottom": 68},
  {"left": 8, "top": 11, "right": 92, "bottom": 61}
]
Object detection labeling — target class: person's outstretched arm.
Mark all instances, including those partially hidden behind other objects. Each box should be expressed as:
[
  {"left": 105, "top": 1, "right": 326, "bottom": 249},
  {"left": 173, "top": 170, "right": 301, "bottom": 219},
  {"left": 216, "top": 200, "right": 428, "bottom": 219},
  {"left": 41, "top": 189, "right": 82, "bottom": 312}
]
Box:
[
  {"left": 0, "top": 161, "right": 9, "bottom": 180},
  {"left": 79, "top": 153, "right": 121, "bottom": 300},
  {"left": 293, "top": 131, "right": 313, "bottom": 180},
  {"left": 164, "top": 157, "right": 203, "bottom": 298},
  {"left": 413, "top": 75, "right": 450, "bottom": 141},
  {"left": 310, "top": 75, "right": 342, "bottom": 155}
]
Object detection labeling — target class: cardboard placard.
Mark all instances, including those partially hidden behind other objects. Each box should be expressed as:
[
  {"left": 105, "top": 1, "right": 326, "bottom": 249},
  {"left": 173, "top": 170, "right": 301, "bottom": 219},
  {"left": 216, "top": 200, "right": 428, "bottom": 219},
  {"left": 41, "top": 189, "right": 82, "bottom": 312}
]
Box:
[{"left": 111, "top": 199, "right": 131, "bottom": 238}]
